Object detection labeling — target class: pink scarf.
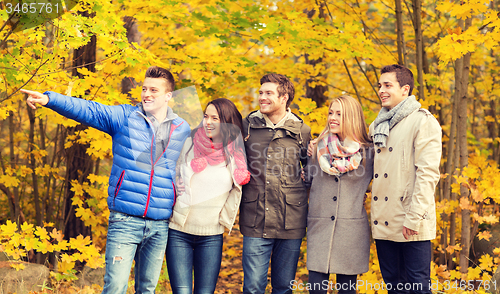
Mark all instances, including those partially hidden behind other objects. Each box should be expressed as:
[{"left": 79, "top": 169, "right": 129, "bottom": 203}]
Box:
[{"left": 190, "top": 128, "right": 250, "bottom": 185}]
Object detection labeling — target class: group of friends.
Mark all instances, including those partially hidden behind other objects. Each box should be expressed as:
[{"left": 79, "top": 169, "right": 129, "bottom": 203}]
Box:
[{"left": 22, "top": 63, "right": 442, "bottom": 294}]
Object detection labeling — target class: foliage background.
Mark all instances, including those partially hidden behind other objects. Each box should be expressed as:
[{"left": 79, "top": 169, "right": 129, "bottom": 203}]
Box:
[{"left": 1, "top": 0, "right": 500, "bottom": 292}]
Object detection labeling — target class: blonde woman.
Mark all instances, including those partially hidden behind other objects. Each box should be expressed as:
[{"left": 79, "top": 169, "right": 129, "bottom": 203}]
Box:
[{"left": 305, "top": 95, "right": 374, "bottom": 294}]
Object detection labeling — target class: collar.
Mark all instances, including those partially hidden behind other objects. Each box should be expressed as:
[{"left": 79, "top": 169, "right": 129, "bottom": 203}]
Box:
[
  {"left": 247, "top": 109, "right": 303, "bottom": 134},
  {"left": 137, "top": 103, "right": 178, "bottom": 123},
  {"left": 249, "top": 109, "right": 299, "bottom": 129}
]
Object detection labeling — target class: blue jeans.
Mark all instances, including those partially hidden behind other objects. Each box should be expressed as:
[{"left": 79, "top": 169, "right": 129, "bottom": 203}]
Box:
[
  {"left": 166, "top": 229, "right": 223, "bottom": 294},
  {"left": 375, "top": 240, "right": 432, "bottom": 294},
  {"left": 242, "top": 236, "right": 302, "bottom": 294},
  {"left": 101, "top": 211, "right": 169, "bottom": 294}
]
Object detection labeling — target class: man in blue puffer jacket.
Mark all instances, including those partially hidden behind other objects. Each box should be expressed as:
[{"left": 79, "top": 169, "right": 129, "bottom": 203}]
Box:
[{"left": 22, "top": 66, "right": 190, "bottom": 294}]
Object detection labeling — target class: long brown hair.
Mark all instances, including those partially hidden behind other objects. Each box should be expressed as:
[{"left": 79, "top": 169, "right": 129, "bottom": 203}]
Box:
[
  {"left": 186, "top": 98, "right": 244, "bottom": 162},
  {"left": 313, "top": 95, "right": 372, "bottom": 157}
]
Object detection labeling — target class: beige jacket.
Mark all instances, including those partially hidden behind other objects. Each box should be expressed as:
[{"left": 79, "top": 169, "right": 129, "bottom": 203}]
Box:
[{"left": 368, "top": 108, "right": 442, "bottom": 242}]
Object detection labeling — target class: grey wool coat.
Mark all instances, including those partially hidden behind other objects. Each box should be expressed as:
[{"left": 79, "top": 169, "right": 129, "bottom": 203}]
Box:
[{"left": 305, "top": 147, "right": 374, "bottom": 275}]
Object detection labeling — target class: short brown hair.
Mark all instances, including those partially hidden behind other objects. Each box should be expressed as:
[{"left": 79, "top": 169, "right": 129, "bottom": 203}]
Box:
[
  {"left": 381, "top": 64, "right": 414, "bottom": 95},
  {"left": 145, "top": 66, "right": 175, "bottom": 92},
  {"left": 260, "top": 73, "right": 295, "bottom": 108}
]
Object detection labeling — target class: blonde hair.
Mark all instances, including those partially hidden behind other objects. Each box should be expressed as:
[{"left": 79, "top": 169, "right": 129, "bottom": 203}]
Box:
[{"left": 313, "top": 95, "right": 372, "bottom": 157}]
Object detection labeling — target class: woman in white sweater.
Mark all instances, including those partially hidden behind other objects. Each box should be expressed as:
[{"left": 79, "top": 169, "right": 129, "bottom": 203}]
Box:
[{"left": 166, "top": 98, "right": 250, "bottom": 294}]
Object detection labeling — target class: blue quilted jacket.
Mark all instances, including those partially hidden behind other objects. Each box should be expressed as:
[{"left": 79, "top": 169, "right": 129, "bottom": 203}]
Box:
[{"left": 45, "top": 91, "right": 190, "bottom": 220}]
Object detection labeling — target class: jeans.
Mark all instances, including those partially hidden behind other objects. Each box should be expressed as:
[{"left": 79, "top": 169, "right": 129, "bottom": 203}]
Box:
[
  {"left": 375, "top": 240, "right": 432, "bottom": 294},
  {"left": 101, "top": 211, "right": 169, "bottom": 294},
  {"left": 242, "top": 236, "right": 302, "bottom": 294},
  {"left": 308, "top": 271, "right": 357, "bottom": 294},
  {"left": 166, "top": 229, "right": 223, "bottom": 294}
]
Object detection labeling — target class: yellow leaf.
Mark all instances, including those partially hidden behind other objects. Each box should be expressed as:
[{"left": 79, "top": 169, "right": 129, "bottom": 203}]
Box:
[
  {"left": 19, "top": 166, "right": 33, "bottom": 177},
  {"left": 69, "top": 235, "right": 92, "bottom": 252},
  {"left": 35, "top": 227, "right": 50, "bottom": 240},
  {"left": 23, "top": 238, "right": 38, "bottom": 251},
  {"left": 477, "top": 231, "right": 492, "bottom": 241},
  {"left": 459, "top": 197, "right": 473, "bottom": 210},
  {"left": 0, "top": 174, "right": 20, "bottom": 188},
  {"left": 50, "top": 228, "right": 64, "bottom": 242},
  {"left": 481, "top": 215, "right": 499, "bottom": 225},
  {"left": 446, "top": 244, "right": 461, "bottom": 254},
  {"left": 10, "top": 262, "right": 26, "bottom": 271},
  {"left": 1, "top": 220, "right": 18, "bottom": 237},
  {"left": 59, "top": 259, "right": 76, "bottom": 274},
  {"left": 467, "top": 266, "right": 482, "bottom": 281},
  {"left": 479, "top": 254, "right": 493, "bottom": 271}
]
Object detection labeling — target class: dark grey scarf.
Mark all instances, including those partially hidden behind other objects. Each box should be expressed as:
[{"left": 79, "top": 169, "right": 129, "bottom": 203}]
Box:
[{"left": 373, "top": 95, "right": 421, "bottom": 148}]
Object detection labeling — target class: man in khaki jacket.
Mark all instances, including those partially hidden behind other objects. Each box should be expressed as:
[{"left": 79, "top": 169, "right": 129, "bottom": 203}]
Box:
[{"left": 369, "top": 64, "right": 441, "bottom": 294}]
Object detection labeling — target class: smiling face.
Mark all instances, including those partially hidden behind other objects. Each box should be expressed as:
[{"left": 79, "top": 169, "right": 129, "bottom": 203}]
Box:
[
  {"left": 258, "top": 82, "right": 287, "bottom": 120},
  {"left": 203, "top": 104, "right": 222, "bottom": 143},
  {"left": 141, "top": 77, "right": 172, "bottom": 121},
  {"left": 328, "top": 101, "right": 342, "bottom": 136},
  {"left": 378, "top": 72, "right": 409, "bottom": 110}
]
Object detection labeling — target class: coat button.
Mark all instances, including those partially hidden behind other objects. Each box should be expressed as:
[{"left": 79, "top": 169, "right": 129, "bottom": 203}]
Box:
[
  {"left": 269, "top": 129, "right": 272, "bottom": 132},
  {"left": 262, "top": 124, "right": 265, "bottom": 126},
  {"left": 374, "top": 220, "right": 378, "bottom": 225},
  {"left": 377, "top": 149, "right": 381, "bottom": 153},
  {"left": 331, "top": 216, "right": 335, "bottom": 221},
  {"left": 374, "top": 196, "right": 378, "bottom": 201},
  {"left": 335, "top": 177, "right": 339, "bottom": 182},
  {"left": 266, "top": 208, "right": 269, "bottom": 211},
  {"left": 400, "top": 197, "right": 404, "bottom": 201},
  {"left": 384, "top": 173, "right": 388, "bottom": 178},
  {"left": 385, "top": 221, "right": 389, "bottom": 226},
  {"left": 333, "top": 196, "right": 337, "bottom": 201},
  {"left": 389, "top": 147, "right": 393, "bottom": 152},
  {"left": 375, "top": 174, "right": 378, "bottom": 178},
  {"left": 385, "top": 197, "right": 388, "bottom": 201}
]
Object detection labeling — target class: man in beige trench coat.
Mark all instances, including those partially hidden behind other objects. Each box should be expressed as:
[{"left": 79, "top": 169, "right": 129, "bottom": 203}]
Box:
[{"left": 368, "top": 64, "right": 442, "bottom": 294}]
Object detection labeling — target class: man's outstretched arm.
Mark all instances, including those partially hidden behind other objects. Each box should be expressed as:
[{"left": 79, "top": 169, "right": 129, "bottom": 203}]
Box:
[{"left": 22, "top": 89, "right": 126, "bottom": 135}]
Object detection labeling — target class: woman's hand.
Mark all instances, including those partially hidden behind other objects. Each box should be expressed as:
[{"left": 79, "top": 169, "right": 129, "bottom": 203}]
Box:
[
  {"left": 307, "top": 138, "right": 317, "bottom": 157},
  {"left": 176, "top": 177, "right": 186, "bottom": 193}
]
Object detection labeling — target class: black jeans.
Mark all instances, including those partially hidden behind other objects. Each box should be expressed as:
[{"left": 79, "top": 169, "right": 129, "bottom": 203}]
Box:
[
  {"left": 375, "top": 239, "right": 432, "bottom": 294},
  {"left": 308, "top": 271, "right": 357, "bottom": 294}
]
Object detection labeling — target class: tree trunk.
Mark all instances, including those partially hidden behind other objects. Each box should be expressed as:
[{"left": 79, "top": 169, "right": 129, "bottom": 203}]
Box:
[
  {"left": 8, "top": 112, "right": 21, "bottom": 225},
  {"left": 121, "top": 16, "right": 141, "bottom": 98},
  {"left": 27, "top": 106, "right": 42, "bottom": 227},
  {"left": 304, "top": 5, "right": 328, "bottom": 108},
  {"left": 412, "top": 0, "right": 425, "bottom": 100},
  {"left": 63, "top": 124, "right": 94, "bottom": 240},
  {"left": 458, "top": 16, "right": 472, "bottom": 272},
  {"left": 62, "top": 19, "right": 97, "bottom": 243},
  {"left": 395, "top": 0, "right": 407, "bottom": 66}
]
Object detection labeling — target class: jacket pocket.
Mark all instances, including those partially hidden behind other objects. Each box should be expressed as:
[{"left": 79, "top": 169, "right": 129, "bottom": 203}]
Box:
[
  {"left": 240, "top": 187, "right": 259, "bottom": 228},
  {"left": 113, "top": 170, "right": 125, "bottom": 207},
  {"left": 284, "top": 187, "right": 307, "bottom": 230}
]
